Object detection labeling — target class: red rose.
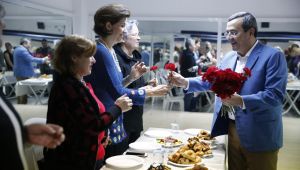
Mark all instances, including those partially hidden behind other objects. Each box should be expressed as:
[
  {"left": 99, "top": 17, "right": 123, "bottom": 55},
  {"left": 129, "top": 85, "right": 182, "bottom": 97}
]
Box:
[
  {"left": 164, "top": 63, "right": 176, "bottom": 71},
  {"left": 243, "top": 67, "right": 251, "bottom": 77},
  {"left": 150, "top": 66, "right": 158, "bottom": 71}
]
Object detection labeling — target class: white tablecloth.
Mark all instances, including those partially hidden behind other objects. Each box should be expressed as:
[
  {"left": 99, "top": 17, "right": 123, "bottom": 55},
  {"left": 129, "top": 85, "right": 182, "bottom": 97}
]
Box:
[
  {"left": 15, "top": 77, "right": 53, "bottom": 104},
  {"left": 102, "top": 127, "right": 226, "bottom": 170}
]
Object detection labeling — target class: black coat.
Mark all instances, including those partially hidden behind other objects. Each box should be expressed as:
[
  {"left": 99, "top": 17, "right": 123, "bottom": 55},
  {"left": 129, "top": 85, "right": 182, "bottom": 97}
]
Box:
[
  {"left": 113, "top": 43, "right": 145, "bottom": 133},
  {"left": 179, "top": 49, "right": 197, "bottom": 78},
  {"left": 0, "top": 91, "right": 27, "bottom": 170}
]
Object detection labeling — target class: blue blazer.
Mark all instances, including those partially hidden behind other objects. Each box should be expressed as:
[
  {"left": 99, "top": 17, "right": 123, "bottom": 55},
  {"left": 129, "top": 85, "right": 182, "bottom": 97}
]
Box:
[
  {"left": 187, "top": 42, "right": 287, "bottom": 152},
  {"left": 13, "top": 46, "right": 44, "bottom": 78}
]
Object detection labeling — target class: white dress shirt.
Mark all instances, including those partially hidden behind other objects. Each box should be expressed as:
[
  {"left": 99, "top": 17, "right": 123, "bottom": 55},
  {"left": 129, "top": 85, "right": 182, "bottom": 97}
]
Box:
[{"left": 228, "top": 40, "right": 258, "bottom": 120}]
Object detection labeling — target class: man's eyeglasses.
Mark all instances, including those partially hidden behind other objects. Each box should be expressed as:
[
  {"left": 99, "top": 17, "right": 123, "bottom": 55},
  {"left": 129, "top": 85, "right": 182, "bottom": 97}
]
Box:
[{"left": 224, "top": 30, "right": 239, "bottom": 37}]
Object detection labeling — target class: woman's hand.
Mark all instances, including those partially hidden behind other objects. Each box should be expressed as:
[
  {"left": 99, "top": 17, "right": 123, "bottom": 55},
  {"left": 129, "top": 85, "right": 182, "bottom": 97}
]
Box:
[
  {"left": 139, "top": 85, "right": 153, "bottom": 90},
  {"left": 115, "top": 94, "right": 133, "bottom": 112},
  {"left": 129, "top": 61, "right": 148, "bottom": 81},
  {"left": 101, "top": 135, "right": 110, "bottom": 148},
  {"left": 145, "top": 84, "right": 171, "bottom": 97}
]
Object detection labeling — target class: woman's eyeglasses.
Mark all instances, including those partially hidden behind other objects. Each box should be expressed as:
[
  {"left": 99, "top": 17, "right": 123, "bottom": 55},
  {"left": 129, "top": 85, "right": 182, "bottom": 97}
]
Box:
[{"left": 128, "top": 33, "right": 140, "bottom": 37}]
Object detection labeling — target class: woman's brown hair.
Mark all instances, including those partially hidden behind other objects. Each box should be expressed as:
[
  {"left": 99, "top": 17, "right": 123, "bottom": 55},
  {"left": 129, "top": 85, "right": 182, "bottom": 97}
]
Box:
[
  {"left": 94, "top": 4, "right": 130, "bottom": 37},
  {"left": 52, "top": 35, "right": 96, "bottom": 76}
]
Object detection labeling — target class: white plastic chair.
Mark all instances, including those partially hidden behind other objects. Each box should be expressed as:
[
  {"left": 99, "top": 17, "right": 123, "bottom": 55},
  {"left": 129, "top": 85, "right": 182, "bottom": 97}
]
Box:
[
  {"left": 0, "top": 71, "right": 17, "bottom": 98},
  {"left": 151, "top": 70, "right": 168, "bottom": 108},
  {"left": 162, "top": 91, "right": 184, "bottom": 111}
]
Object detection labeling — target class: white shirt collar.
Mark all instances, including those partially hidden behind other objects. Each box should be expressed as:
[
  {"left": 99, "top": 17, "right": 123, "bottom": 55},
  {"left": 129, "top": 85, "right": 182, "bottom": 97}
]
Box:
[{"left": 240, "top": 40, "right": 259, "bottom": 58}]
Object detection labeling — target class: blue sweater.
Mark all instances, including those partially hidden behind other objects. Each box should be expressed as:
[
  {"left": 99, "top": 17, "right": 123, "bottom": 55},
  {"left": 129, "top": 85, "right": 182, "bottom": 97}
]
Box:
[{"left": 84, "top": 42, "right": 146, "bottom": 144}]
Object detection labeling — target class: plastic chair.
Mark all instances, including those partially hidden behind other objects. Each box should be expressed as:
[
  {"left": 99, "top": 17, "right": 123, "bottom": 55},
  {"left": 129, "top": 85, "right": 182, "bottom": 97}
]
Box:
[
  {"left": 162, "top": 91, "right": 184, "bottom": 111},
  {"left": 151, "top": 70, "right": 168, "bottom": 109},
  {"left": 24, "top": 118, "right": 47, "bottom": 170},
  {"left": 0, "top": 71, "right": 17, "bottom": 98}
]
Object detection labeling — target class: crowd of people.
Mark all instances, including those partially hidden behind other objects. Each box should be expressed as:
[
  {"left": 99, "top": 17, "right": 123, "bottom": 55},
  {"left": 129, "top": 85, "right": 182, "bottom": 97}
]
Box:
[{"left": 0, "top": 2, "right": 298, "bottom": 170}]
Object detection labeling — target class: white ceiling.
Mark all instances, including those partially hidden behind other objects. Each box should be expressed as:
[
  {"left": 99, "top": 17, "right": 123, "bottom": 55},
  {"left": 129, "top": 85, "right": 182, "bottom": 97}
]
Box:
[
  {"left": 3, "top": 0, "right": 300, "bottom": 18},
  {"left": 1, "top": 0, "right": 300, "bottom": 35},
  {"left": 87, "top": 0, "right": 300, "bottom": 19},
  {"left": 2, "top": 0, "right": 72, "bottom": 17}
]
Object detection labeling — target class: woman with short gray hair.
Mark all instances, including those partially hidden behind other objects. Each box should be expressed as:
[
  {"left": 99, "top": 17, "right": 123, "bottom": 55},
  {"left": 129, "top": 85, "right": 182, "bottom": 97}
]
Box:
[{"left": 113, "top": 19, "right": 157, "bottom": 150}]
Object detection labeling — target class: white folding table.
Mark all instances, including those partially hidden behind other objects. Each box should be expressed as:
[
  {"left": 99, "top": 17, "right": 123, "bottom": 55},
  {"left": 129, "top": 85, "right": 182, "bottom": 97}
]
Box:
[
  {"left": 283, "top": 80, "right": 300, "bottom": 115},
  {"left": 15, "top": 77, "right": 52, "bottom": 104}
]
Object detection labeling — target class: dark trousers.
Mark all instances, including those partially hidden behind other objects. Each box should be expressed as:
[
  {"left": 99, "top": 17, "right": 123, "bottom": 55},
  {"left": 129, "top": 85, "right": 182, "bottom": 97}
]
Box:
[
  {"left": 94, "top": 159, "right": 104, "bottom": 170},
  {"left": 184, "top": 93, "right": 194, "bottom": 111},
  {"left": 39, "top": 63, "right": 53, "bottom": 75},
  {"left": 127, "top": 131, "right": 141, "bottom": 145},
  {"left": 104, "top": 138, "right": 128, "bottom": 159},
  {"left": 228, "top": 121, "right": 279, "bottom": 170},
  {"left": 16, "top": 77, "right": 28, "bottom": 104}
]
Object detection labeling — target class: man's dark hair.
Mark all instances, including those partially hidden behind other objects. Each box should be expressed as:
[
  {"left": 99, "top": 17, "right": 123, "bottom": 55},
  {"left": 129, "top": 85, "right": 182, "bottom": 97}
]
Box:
[
  {"left": 291, "top": 43, "right": 299, "bottom": 49},
  {"left": 195, "top": 38, "right": 201, "bottom": 45},
  {"left": 228, "top": 12, "right": 257, "bottom": 37}
]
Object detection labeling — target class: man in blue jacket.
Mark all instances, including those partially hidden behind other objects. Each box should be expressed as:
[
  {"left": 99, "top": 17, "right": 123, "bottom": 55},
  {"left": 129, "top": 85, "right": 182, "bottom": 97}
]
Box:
[
  {"left": 13, "top": 38, "right": 48, "bottom": 104},
  {"left": 169, "top": 12, "right": 287, "bottom": 170}
]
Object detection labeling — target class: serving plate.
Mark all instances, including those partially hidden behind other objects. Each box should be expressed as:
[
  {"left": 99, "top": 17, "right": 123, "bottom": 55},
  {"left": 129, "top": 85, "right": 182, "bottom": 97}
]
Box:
[
  {"left": 168, "top": 160, "right": 205, "bottom": 168},
  {"left": 167, "top": 160, "right": 197, "bottom": 167},
  {"left": 105, "top": 155, "right": 144, "bottom": 170},
  {"left": 144, "top": 130, "right": 172, "bottom": 138},
  {"left": 156, "top": 137, "right": 183, "bottom": 148},
  {"left": 184, "top": 128, "right": 205, "bottom": 136},
  {"left": 129, "top": 142, "right": 161, "bottom": 152}
]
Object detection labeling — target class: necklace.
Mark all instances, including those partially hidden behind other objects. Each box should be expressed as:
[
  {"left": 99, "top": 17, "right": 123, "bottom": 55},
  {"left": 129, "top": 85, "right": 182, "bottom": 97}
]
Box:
[
  {"left": 98, "top": 39, "right": 122, "bottom": 72},
  {"left": 98, "top": 39, "right": 112, "bottom": 50}
]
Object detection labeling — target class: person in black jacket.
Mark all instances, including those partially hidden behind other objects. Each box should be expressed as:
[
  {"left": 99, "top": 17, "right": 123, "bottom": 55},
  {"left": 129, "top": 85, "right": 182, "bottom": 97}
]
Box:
[
  {"left": 0, "top": 5, "right": 65, "bottom": 170},
  {"left": 179, "top": 38, "right": 198, "bottom": 111},
  {"left": 179, "top": 38, "right": 198, "bottom": 78},
  {"left": 113, "top": 19, "right": 155, "bottom": 148}
]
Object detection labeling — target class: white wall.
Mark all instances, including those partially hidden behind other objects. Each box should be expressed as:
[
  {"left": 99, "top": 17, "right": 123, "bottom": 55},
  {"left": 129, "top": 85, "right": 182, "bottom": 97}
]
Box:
[
  {"left": 5, "top": 19, "right": 68, "bottom": 35},
  {"left": 88, "top": 0, "right": 300, "bottom": 18}
]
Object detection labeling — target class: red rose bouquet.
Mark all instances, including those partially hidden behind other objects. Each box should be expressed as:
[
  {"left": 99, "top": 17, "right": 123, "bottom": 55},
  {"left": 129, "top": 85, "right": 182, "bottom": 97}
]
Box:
[{"left": 202, "top": 66, "right": 251, "bottom": 116}]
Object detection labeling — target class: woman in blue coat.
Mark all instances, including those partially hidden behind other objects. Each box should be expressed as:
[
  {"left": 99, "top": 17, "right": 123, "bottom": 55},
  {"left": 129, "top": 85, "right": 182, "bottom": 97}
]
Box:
[{"left": 85, "top": 4, "right": 170, "bottom": 158}]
